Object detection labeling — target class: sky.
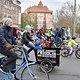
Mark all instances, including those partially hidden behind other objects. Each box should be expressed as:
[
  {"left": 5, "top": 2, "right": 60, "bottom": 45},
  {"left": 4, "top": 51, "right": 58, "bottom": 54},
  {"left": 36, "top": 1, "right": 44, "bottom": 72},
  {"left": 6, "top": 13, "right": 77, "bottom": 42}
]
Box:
[{"left": 19, "top": 0, "right": 80, "bottom": 13}]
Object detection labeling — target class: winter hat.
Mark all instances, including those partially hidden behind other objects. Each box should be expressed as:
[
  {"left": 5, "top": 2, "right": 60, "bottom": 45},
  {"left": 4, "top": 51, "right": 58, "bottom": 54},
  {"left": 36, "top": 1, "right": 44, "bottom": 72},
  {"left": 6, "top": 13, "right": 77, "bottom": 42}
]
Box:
[
  {"left": 2, "top": 18, "right": 13, "bottom": 25},
  {"left": 24, "top": 25, "right": 32, "bottom": 30}
]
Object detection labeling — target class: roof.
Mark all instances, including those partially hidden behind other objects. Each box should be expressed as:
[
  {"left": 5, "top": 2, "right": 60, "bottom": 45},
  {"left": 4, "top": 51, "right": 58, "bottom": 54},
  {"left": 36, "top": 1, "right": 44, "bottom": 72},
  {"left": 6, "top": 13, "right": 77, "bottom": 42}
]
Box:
[
  {"left": 24, "top": 6, "right": 52, "bottom": 13},
  {"left": 24, "top": 1, "right": 52, "bottom": 13}
]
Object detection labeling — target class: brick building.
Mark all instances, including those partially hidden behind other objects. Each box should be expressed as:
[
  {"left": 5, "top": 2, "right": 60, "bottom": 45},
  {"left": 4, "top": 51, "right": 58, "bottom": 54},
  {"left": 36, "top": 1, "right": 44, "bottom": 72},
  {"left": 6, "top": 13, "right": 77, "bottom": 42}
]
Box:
[
  {"left": 23, "top": 1, "right": 54, "bottom": 29},
  {"left": 0, "top": 0, "right": 21, "bottom": 26}
]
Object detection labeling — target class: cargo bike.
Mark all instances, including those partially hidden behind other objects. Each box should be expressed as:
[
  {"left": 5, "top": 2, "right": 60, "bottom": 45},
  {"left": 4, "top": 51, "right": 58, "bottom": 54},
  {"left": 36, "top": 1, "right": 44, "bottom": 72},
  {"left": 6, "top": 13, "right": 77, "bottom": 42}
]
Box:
[{"left": 35, "top": 47, "right": 60, "bottom": 73}]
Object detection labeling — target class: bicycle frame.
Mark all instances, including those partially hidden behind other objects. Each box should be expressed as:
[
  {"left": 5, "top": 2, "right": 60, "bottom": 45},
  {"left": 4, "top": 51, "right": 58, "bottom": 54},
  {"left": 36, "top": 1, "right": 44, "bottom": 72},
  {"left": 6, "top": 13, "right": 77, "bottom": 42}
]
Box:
[
  {"left": 14, "top": 46, "right": 36, "bottom": 80},
  {"left": 0, "top": 46, "right": 36, "bottom": 80},
  {"left": 69, "top": 46, "right": 78, "bottom": 55}
]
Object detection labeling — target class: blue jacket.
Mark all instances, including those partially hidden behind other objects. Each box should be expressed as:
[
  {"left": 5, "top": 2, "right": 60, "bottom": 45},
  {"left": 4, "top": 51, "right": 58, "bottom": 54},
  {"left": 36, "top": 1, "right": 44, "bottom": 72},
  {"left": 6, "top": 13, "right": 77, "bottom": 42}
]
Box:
[
  {"left": 0, "top": 26, "right": 17, "bottom": 47},
  {"left": 54, "top": 36, "right": 62, "bottom": 46}
]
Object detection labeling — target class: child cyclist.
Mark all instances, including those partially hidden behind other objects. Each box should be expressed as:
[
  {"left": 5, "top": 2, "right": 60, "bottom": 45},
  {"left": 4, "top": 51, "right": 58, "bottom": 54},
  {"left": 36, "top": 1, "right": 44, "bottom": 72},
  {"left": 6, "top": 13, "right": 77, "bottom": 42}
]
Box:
[
  {"left": 67, "top": 37, "right": 78, "bottom": 55},
  {"left": 21, "top": 25, "right": 37, "bottom": 62}
]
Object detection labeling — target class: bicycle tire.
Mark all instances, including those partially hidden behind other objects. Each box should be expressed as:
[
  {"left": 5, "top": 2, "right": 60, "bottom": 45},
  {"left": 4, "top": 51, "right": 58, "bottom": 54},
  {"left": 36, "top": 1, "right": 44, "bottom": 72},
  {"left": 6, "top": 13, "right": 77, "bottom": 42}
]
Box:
[
  {"left": 61, "top": 48, "right": 69, "bottom": 57},
  {"left": 40, "top": 58, "right": 53, "bottom": 73},
  {"left": 75, "top": 49, "right": 80, "bottom": 59},
  {"left": 21, "top": 65, "right": 50, "bottom": 80},
  {"left": 21, "top": 65, "right": 37, "bottom": 80}
]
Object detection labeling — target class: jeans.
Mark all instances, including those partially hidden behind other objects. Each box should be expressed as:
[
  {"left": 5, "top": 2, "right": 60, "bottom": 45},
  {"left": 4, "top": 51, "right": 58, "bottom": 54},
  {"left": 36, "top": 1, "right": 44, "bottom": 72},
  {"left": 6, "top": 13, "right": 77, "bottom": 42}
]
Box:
[
  {"left": 25, "top": 42, "right": 37, "bottom": 61},
  {"left": 0, "top": 46, "right": 18, "bottom": 72}
]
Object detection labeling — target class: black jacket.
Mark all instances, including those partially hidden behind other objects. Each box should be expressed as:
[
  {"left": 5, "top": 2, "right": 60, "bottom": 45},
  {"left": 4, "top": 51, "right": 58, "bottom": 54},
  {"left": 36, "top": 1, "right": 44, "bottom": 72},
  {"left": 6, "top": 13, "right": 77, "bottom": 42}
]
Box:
[
  {"left": 0, "top": 25, "right": 17, "bottom": 47},
  {"left": 22, "top": 32, "right": 33, "bottom": 44}
]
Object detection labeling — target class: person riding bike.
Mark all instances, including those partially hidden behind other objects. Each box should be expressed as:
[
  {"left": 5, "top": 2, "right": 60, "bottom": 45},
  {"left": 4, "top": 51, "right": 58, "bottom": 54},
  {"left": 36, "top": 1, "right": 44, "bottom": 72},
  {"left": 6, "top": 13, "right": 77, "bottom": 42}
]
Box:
[
  {"left": 21, "top": 25, "right": 37, "bottom": 62},
  {"left": 67, "top": 37, "right": 78, "bottom": 55},
  {"left": 0, "top": 18, "right": 19, "bottom": 80}
]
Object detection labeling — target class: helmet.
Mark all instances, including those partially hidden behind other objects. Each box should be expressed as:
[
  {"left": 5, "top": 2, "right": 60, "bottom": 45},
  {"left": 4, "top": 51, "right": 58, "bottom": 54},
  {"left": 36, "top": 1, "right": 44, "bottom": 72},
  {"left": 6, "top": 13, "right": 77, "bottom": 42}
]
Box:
[{"left": 24, "top": 25, "right": 32, "bottom": 30}]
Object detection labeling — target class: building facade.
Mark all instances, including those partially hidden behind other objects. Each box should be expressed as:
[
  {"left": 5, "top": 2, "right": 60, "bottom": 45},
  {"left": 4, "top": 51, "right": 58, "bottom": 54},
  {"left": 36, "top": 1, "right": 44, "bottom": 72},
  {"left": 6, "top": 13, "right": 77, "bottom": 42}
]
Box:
[
  {"left": 23, "top": 1, "right": 54, "bottom": 29},
  {"left": 0, "top": 0, "right": 21, "bottom": 26}
]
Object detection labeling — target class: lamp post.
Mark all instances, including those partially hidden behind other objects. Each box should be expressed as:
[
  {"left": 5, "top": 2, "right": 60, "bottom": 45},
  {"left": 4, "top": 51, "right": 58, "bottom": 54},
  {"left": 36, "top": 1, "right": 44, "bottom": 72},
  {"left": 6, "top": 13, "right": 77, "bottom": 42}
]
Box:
[{"left": 72, "top": 0, "right": 76, "bottom": 37}]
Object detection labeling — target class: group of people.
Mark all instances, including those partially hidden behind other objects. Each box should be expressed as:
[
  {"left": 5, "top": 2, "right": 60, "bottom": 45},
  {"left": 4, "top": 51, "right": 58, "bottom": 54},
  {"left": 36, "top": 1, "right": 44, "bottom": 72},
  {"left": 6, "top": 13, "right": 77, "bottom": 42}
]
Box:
[
  {"left": 0, "top": 17, "right": 78, "bottom": 80},
  {"left": 0, "top": 18, "right": 39, "bottom": 80}
]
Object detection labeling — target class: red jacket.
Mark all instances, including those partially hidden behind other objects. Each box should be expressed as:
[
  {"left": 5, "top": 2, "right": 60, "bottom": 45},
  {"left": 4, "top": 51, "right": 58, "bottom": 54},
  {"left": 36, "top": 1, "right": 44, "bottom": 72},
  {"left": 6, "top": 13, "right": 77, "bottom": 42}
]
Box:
[{"left": 46, "top": 41, "right": 51, "bottom": 48}]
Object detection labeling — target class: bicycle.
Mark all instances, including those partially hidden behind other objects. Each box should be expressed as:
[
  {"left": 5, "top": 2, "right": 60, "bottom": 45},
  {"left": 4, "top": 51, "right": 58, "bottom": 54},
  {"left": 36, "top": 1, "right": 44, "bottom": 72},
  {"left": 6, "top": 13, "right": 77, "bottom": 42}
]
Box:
[
  {"left": 21, "top": 45, "right": 51, "bottom": 80},
  {"left": 0, "top": 45, "right": 37, "bottom": 80},
  {"left": 61, "top": 45, "right": 80, "bottom": 59},
  {"left": 0, "top": 45, "right": 51, "bottom": 80}
]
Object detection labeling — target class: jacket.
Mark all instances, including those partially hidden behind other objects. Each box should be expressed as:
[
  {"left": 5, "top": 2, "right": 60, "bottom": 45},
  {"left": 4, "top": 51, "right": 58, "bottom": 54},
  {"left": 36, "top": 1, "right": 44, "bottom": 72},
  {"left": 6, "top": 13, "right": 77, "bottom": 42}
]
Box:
[
  {"left": 68, "top": 39, "right": 78, "bottom": 47},
  {"left": 0, "top": 25, "right": 17, "bottom": 47},
  {"left": 22, "top": 32, "right": 33, "bottom": 44}
]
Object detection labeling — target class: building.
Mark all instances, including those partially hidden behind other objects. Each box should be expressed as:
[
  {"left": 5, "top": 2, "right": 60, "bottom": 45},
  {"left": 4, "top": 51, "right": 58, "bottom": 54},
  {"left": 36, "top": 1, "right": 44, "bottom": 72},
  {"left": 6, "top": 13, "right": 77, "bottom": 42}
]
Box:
[
  {"left": 0, "top": 0, "right": 21, "bottom": 27},
  {"left": 23, "top": 1, "right": 54, "bottom": 29}
]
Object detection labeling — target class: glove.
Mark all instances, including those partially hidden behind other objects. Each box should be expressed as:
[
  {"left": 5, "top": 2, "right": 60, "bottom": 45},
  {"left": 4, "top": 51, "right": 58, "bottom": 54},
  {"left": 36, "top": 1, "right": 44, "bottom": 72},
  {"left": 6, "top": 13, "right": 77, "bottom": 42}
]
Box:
[{"left": 5, "top": 43, "right": 13, "bottom": 49}]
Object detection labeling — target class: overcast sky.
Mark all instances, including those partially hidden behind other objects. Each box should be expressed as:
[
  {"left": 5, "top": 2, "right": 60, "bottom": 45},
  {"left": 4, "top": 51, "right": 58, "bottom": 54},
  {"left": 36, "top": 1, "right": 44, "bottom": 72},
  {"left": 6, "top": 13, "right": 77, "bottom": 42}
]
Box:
[{"left": 19, "top": 0, "right": 80, "bottom": 13}]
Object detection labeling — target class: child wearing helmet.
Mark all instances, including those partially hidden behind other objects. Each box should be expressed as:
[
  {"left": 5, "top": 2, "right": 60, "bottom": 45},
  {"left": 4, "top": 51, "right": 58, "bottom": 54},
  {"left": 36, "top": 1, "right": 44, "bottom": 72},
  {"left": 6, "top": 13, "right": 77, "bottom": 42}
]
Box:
[
  {"left": 21, "top": 25, "right": 36, "bottom": 61},
  {"left": 67, "top": 37, "right": 78, "bottom": 55}
]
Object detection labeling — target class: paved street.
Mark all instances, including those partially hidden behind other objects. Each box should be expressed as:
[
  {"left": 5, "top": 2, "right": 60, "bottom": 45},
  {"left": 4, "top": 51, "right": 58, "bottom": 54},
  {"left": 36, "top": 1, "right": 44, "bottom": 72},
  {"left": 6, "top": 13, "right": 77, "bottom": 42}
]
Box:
[
  {"left": 48, "top": 55, "right": 80, "bottom": 80},
  {"left": 16, "top": 38, "right": 80, "bottom": 80},
  {"left": 17, "top": 48, "right": 80, "bottom": 80},
  {"left": 30, "top": 54, "right": 80, "bottom": 80}
]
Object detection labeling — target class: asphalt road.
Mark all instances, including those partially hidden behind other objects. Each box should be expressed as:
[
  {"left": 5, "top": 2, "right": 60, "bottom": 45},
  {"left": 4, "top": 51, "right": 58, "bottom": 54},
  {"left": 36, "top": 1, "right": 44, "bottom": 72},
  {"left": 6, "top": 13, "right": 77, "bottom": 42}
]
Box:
[
  {"left": 16, "top": 38, "right": 80, "bottom": 80},
  {"left": 16, "top": 50, "right": 80, "bottom": 80},
  {"left": 31, "top": 55, "right": 80, "bottom": 80},
  {"left": 48, "top": 55, "right": 80, "bottom": 80}
]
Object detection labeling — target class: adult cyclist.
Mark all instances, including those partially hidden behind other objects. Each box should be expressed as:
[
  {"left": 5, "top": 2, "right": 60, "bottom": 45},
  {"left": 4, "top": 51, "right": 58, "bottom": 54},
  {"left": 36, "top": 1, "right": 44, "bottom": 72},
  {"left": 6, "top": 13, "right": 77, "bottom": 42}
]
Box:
[{"left": 0, "top": 18, "right": 19, "bottom": 80}]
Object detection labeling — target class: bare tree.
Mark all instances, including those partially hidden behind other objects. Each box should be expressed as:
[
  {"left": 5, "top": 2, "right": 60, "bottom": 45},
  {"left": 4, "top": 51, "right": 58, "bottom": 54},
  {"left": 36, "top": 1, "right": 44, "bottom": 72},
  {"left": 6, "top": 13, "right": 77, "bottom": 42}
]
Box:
[{"left": 56, "top": 1, "right": 80, "bottom": 36}]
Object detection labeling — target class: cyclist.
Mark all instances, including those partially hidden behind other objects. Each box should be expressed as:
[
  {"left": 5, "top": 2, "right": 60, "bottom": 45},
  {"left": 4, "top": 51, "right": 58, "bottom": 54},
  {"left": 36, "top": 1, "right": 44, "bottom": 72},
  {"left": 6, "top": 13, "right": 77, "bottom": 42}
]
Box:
[
  {"left": 0, "top": 18, "right": 19, "bottom": 80},
  {"left": 21, "top": 25, "right": 37, "bottom": 62},
  {"left": 67, "top": 37, "right": 78, "bottom": 55}
]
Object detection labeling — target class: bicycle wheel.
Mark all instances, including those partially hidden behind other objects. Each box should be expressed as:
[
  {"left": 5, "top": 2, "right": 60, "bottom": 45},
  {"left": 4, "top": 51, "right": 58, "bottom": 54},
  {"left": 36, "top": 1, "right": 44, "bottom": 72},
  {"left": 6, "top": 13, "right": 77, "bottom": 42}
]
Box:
[
  {"left": 21, "top": 64, "right": 50, "bottom": 80},
  {"left": 75, "top": 49, "right": 80, "bottom": 59},
  {"left": 61, "top": 48, "right": 69, "bottom": 57},
  {"left": 40, "top": 58, "right": 53, "bottom": 73},
  {"left": 21, "top": 65, "right": 37, "bottom": 80}
]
